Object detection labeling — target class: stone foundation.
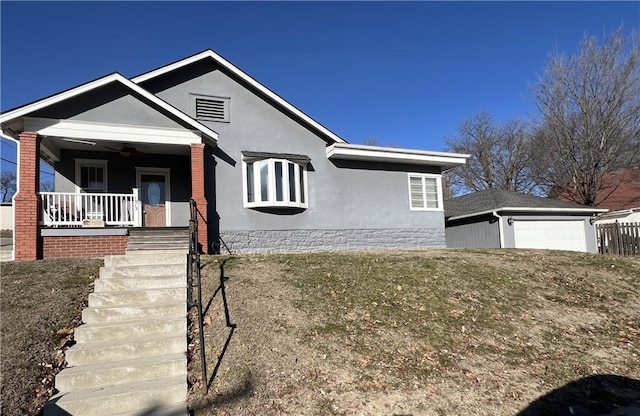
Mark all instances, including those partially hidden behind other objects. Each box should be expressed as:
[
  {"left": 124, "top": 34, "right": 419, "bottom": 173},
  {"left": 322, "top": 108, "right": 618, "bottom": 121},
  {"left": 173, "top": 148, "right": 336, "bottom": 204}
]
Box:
[{"left": 219, "top": 228, "right": 445, "bottom": 254}]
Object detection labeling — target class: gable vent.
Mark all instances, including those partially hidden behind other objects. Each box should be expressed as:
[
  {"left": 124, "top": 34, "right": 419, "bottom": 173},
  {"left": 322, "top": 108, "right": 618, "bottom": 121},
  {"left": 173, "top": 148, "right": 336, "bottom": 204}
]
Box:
[{"left": 194, "top": 96, "right": 229, "bottom": 122}]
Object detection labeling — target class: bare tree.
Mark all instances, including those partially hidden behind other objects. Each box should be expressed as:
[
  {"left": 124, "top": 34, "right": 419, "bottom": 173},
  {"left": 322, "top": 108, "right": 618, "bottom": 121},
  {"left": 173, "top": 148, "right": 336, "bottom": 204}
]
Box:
[
  {"left": 530, "top": 29, "right": 640, "bottom": 206},
  {"left": 363, "top": 138, "right": 379, "bottom": 146},
  {"left": 445, "top": 112, "right": 536, "bottom": 195},
  {"left": 1, "top": 171, "right": 16, "bottom": 202},
  {"left": 441, "top": 171, "right": 455, "bottom": 200}
]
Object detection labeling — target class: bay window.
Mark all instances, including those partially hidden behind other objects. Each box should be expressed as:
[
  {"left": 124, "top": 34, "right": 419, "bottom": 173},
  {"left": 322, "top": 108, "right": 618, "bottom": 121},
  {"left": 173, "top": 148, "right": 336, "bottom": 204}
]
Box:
[{"left": 243, "top": 154, "right": 308, "bottom": 208}]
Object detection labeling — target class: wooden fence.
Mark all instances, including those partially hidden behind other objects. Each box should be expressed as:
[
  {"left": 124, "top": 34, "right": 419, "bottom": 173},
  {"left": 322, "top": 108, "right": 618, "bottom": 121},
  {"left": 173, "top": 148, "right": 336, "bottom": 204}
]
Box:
[{"left": 596, "top": 221, "right": 640, "bottom": 256}]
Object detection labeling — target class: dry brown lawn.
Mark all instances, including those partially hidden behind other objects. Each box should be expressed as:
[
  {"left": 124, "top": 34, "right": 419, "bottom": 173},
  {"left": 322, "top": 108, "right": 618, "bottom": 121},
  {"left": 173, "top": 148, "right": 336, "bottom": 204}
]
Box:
[
  {"left": 189, "top": 249, "right": 640, "bottom": 416},
  {"left": 1, "top": 250, "right": 637, "bottom": 416},
  {"left": 1, "top": 258, "right": 102, "bottom": 415}
]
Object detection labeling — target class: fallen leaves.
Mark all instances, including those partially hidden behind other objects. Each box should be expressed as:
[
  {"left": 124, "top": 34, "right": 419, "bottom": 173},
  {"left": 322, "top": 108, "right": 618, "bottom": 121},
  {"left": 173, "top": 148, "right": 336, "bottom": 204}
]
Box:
[
  {"left": 29, "top": 328, "right": 77, "bottom": 414},
  {"left": 450, "top": 309, "right": 465, "bottom": 319},
  {"left": 184, "top": 251, "right": 640, "bottom": 416},
  {"left": 56, "top": 327, "right": 74, "bottom": 337}
]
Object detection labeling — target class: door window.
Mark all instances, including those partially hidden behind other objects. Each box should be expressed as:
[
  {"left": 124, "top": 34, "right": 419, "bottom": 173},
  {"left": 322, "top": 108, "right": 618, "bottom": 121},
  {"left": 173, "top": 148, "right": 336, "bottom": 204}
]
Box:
[{"left": 141, "top": 175, "right": 166, "bottom": 205}]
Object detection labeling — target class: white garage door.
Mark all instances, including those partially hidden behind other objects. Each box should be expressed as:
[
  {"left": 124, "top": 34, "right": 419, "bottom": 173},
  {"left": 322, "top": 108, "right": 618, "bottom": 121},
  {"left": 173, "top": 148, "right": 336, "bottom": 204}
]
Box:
[{"left": 513, "top": 220, "right": 587, "bottom": 252}]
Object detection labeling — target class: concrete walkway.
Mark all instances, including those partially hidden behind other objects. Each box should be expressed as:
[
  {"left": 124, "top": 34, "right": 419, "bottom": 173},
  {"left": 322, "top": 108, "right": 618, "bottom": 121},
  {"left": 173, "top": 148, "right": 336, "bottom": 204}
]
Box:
[
  {"left": 45, "top": 251, "right": 189, "bottom": 416},
  {"left": 0, "top": 237, "right": 12, "bottom": 261}
]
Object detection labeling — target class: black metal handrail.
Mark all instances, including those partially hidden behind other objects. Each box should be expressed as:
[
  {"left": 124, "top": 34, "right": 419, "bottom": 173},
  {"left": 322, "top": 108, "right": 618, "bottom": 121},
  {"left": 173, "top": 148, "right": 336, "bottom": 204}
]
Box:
[{"left": 187, "top": 198, "right": 207, "bottom": 391}]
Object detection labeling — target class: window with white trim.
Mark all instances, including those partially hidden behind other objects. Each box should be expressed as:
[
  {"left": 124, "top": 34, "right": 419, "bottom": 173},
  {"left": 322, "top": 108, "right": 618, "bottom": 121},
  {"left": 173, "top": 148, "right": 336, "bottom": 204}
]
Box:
[
  {"left": 243, "top": 158, "right": 308, "bottom": 208},
  {"left": 408, "top": 173, "right": 442, "bottom": 210},
  {"left": 75, "top": 159, "right": 108, "bottom": 193}
]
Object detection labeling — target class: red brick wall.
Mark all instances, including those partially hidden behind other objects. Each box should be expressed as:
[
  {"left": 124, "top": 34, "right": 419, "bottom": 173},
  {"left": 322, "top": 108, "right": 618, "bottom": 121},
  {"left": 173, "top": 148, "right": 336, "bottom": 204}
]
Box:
[
  {"left": 14, "top": 132, "right": 41, "bottom": 260},
  {"left": 190, "top": 143, "right": 208, "bottom": 253},
  {"left": 42, "top": 235, "right": 128, "bottom": 259}
]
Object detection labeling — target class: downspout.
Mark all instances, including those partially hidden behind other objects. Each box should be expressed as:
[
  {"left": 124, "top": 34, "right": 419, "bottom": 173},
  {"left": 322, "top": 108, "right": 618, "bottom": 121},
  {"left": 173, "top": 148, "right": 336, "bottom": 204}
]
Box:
[{"left": 492, "top": 211, "right": 505, "bottom": 248}]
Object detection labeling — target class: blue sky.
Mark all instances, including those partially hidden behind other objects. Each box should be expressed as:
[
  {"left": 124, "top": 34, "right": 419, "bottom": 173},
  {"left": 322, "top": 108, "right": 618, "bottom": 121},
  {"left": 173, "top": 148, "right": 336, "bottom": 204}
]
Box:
[{"left": 1, "top": 1, "right": 638, "bottom": 179}]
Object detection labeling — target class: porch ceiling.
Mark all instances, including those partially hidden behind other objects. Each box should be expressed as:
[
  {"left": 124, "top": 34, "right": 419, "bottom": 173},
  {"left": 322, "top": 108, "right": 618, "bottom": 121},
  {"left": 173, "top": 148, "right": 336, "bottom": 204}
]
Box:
[{"left": 41, "top": 135, "right": 190, "bottom": 163}]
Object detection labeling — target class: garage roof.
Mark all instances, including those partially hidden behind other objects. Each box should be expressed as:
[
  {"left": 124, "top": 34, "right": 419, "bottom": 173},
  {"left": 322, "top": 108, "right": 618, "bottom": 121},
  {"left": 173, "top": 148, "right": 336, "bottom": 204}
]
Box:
[{"left": 445, "top": 188, "right": 607, "bottom": 220}]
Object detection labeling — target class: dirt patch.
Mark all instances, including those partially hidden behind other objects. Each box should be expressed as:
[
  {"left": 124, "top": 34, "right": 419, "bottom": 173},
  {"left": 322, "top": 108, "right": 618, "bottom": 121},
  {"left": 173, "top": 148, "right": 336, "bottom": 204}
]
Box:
[
  {"left": 189, "top": 250, "right": 640, "bottom": 415},
  {"left": 189, "top": 257, "right": 351, "bottom": 415}
]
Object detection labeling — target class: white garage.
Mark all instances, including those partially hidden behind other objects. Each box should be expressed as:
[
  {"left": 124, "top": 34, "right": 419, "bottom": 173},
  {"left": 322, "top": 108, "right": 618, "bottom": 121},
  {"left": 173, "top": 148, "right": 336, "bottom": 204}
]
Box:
[
  {"left": 445, "top": 189, "right": 607, "bottom": 253},
  {"left": 513, "top": 220, "right": 587, "bottom": 252}
]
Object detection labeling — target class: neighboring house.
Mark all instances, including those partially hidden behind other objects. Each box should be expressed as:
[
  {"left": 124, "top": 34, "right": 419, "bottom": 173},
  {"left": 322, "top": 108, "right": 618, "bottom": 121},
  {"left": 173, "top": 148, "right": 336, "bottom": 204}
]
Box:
[
  {"left": 559, "top": 167, "right": 640, "bottom": 211},
  {"left": 596, "top": 208, "right": 640, "bottom": 225},
  {"left": 0, "top": 49, "right": 468, "bottom": 261},
  {"left": 444, "top": 188, "right": 607, "bottom": 253},
  {"left": 588, "top": 168, "right": 640, "bottom": 225},
  {"left": 0, "top": 202, "right": 12, "bottom": 231}
]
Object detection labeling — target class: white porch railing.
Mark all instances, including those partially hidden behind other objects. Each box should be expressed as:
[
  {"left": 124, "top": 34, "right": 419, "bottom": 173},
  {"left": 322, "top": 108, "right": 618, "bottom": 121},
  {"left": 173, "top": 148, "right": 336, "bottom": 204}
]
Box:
[{"left": 41, "top": 189, "right": 142, "bottom": 227}]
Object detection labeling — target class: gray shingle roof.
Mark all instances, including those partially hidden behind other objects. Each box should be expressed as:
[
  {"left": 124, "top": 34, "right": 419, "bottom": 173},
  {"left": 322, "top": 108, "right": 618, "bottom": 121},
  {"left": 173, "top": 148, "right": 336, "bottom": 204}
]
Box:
[{"left": 444, "top": 188, "right": 599, "bottom": 219}]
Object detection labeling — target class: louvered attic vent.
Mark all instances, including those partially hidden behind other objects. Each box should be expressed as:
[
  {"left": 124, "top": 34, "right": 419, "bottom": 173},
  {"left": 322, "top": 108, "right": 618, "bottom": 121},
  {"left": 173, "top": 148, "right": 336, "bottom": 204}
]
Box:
[{"left": 194, "top": 95, "right": 229, "bottom": 122}]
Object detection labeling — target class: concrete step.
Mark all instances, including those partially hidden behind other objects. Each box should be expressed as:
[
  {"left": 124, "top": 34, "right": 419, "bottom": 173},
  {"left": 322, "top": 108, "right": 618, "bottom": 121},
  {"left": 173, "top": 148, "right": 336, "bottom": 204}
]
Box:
[
  {"left": 127, "top": 234, "right": 189, "bottom": 243},
  {"left": 94, "top": 274, "right": 185, "bottom": 292},
  {"left": 74, "top": 316, "right": 186, "bottom": 343},
  {"left": 126, "top": 244, "right": 190, "bottom": 253},
  {"left": 110, "top": 403, "right": 188, "bottom": 416},
  {"left": 104, "top": 252, "right": 187, "bottom": 267},
  {"left": 129, "top": 228, "right": 189, "bottom": 236},
  {"left": 127, "top": 240, "right": 188, "bottom": 244},
  {"left": 120, "top": 249, "right": 188, "bottom": 255},
  {"left": 44, "top": 375, "right": 187, "bottom": 416},
  {"left": 45, "top": 247, "right": 190, "bottom": 415},
  {"left": 100, "top": 263, "right": 186, "bottom": 278},
  {"left": 65, "top": 334, "right": 186, "bottom": 366},
  {"left": 82, "top": 301, "right": 186, "bottom": 323},
  {"left": 88, "top": 287, "right": 185, "bottom": 307},
  {"left": 127, "top": 235, "right": 189, "bottom": 241},
  {"left": 126, "top": 234, "right": 188, "bottom": 244},
  {"left": 56, "top": 353, "right": 186, "bottom": 392}
]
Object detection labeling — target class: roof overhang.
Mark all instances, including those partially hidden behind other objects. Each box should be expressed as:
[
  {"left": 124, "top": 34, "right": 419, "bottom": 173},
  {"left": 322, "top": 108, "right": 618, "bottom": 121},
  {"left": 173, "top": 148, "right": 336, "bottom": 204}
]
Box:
[
  {"left": 447, "top": 206, "right": 609, "bottom": 222},
  {"left": 0, "top": 72, "right": 218, "bottom": 145},
  {"left": 326, "top": 143, "right": 469, "bottom": 170},
  {"left": 132, "top": 49, "right": 346, "bottom": 145}
]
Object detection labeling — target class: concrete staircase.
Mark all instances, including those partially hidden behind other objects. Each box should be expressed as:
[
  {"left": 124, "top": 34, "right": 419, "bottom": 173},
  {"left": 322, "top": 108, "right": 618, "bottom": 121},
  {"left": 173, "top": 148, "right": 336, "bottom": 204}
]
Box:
[
  {"left": 45, "top": 251, "right": 189, "bottom": 416},
  {"left": 127, "top": 228, "right": 190, "bottom": 252}
]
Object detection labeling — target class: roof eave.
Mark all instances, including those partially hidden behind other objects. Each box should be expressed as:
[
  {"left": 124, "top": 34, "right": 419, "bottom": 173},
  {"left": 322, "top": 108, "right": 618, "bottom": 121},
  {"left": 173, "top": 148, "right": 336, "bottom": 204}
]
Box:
[
  {"left": 327, "top": 143, "right": 469, "bottom": 170},
  {"left": 596, "top": 206, "right": 640, "bottom": 219},
  {"left": 447, "top": 206, "right": 609, "bottom": 222}
]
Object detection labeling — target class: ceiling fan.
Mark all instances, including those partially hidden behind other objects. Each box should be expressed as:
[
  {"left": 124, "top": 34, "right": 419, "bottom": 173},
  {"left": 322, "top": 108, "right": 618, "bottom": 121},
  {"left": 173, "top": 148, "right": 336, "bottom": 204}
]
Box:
[
  {"left": 103, "top": 144, "right": 147, "bottom": 158},
  {"left": 61, "top": 138, "right": 147, "bottom": 158}
]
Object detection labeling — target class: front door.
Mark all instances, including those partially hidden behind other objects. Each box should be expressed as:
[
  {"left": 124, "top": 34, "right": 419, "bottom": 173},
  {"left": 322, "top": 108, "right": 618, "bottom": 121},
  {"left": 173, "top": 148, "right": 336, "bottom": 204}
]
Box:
[{"left": 141, "top": 174, "right": 167, "bottom": 227}]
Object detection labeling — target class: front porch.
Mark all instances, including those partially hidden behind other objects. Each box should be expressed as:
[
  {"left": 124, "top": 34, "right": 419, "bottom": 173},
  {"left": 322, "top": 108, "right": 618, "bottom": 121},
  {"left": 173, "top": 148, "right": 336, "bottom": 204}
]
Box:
[
  {"left": 9, "top": 125, "right": 212, "bottom": 260},
  {"left": 38, "top": 189, "right": 142, "bottom": 258},
  {"left": 1, "top": 72, "right": 218, "bottom": 260}
]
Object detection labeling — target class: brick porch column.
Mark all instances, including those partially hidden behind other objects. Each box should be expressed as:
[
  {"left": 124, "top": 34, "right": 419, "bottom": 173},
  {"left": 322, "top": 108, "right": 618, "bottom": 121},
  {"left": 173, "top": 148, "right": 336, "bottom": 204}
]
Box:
[
  {"left": 14, "top": 132, "right": 41, "bottom": 260},
  {"left": 190, "top": 143, "right": 208, "bottom": 253}
]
